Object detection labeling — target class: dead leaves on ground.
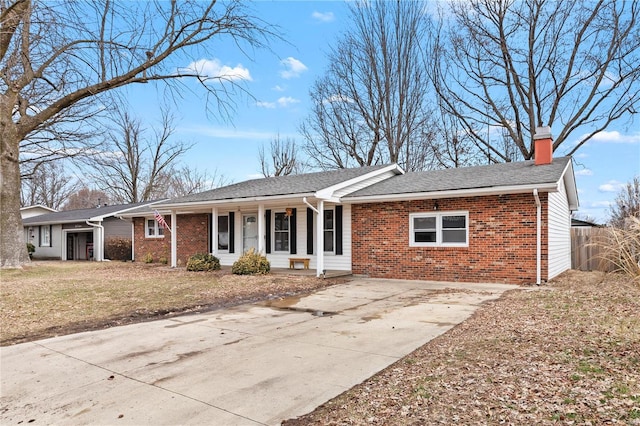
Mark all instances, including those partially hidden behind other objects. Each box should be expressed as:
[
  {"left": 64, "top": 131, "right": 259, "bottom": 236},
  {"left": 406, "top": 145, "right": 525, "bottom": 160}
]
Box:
[{"left": 284, "top": 270, "right": 640, "bottom": 425}]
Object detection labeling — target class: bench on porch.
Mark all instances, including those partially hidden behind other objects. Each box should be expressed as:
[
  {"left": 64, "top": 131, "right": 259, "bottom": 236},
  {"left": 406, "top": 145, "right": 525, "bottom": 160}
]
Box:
[{"left": 289, "top": 257, "right": 310, "bottom": 270}]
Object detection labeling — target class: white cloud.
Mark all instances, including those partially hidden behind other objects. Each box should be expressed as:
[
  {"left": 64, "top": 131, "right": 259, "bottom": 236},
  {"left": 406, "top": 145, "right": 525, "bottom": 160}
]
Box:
[
  {"left": 256, "top": 101, "right": 276, "bottom": 109},
  {"left": 183, "top": 59, "right": 252, "bottom": 82},
  {"left": 312, "top": 11, "right": 335, "bottom": 23},
  {"left": 272, "top": 85, "right": 286, "bottom": 92},
  {"left": 277, "top": 96, "right": 300, "bottom": 107},
  {"left": 598, "top": 180, "right": 625, "bottom": 193},
  {"left": 575, "top": 168, "right": 593, "bottom": 176},
  {"left": 279, "top": 57, "right": 308, "bottom": 79},
  {"left": 590, "top": 130, "right": 640, "bottom": 144}
]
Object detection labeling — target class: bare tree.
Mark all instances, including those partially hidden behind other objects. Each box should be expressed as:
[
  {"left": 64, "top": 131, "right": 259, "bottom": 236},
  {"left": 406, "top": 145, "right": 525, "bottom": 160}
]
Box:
[
  {"left": 609, "top": 176, "right": 640, "bottom": 228},
  {"left": 90, "top": 109, "right": 191, "bottom": 203},
  {"left": 1, "top": 0, "right": 276, "bottom": 267},
  {"left": 301, "top": 0, "right": 436, "bottom": 171},
  {"left": 259, "top": 134, "right": 304, "bottom": 177},
  {"left": 428, "top": 0, "right": 640, "bottom": 162},
  {"left": 20, "top": 161, "right": 80, "bottom": 209},
  {"left": 164, "top": 166, "right": 229, "bottom": 198},
  {"left": 61, "top": 187, "right": 111, "bottom": 211}
]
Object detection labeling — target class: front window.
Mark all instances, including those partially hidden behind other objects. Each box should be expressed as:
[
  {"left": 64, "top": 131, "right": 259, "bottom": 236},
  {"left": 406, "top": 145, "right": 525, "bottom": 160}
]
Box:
[
  {"left": 145, "top": 219, "right": 164, "bottom": 238},
  {"left": 323, "top": 209, "right": 334, "bottom": 252},
  {"left": 274, "top": 212, "right": 289, "bottom": 252},
  {"left": 218, "top": 215, "right": 229, "bottom": 251},
  {"left": 410, "top": 212, "right": 468, "bottom": 247},
  {"left": 40, "top": 225, "right": 51, "bottom": 247}
]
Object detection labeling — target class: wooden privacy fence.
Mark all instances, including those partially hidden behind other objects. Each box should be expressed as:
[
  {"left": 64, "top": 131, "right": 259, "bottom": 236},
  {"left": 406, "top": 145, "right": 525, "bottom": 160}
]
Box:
[{"left": 571, "top": 227, "right": 616, "bottom": 272}]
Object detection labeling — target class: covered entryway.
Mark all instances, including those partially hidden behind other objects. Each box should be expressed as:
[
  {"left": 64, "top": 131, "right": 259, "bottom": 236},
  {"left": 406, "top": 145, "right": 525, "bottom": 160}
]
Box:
[
  {"left": 242, "top": 213, "right": 259, "bottom": 252},
  {"left": 62, "top": 229, "right": 93, "bottom": 260}
]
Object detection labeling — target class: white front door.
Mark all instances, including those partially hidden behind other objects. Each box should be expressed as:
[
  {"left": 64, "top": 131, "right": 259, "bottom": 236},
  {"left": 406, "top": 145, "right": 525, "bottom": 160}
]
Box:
[{"left": 242, "top": 214, "right": 259, "bottom": 253}]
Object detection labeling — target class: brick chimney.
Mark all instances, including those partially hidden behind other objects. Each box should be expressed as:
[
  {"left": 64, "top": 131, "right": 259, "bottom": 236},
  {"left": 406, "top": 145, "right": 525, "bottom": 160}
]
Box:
[{"left": 534, "top": 126, "right": 553, "bottom": 165}]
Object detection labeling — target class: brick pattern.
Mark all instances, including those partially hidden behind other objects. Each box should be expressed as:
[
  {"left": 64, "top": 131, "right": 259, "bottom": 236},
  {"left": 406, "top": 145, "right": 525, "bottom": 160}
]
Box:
[
  {"left": 352, "top": 194, "right": 548, "bottom": 284},
  {"left": 133, "top": 214, "right": 209, "bottom": 265}
]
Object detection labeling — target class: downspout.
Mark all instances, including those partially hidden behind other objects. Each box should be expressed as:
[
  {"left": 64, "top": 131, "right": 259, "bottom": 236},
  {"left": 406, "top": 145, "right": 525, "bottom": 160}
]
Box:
[
  {"left": 303, "top": 197, "right": 318, "bottom": 214},
  {"left": 533, "top": 189, "right": 541, "bottom": 285},
  {"left": 85, "top": 220, "right": 104, "bottom": 261}
]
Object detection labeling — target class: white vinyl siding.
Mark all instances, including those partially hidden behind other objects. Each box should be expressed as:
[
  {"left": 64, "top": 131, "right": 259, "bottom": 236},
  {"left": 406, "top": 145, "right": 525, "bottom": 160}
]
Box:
[
  {"left": 548, "top": 181, "right": 572, "bottom": 280},
  {"left": 323, "top": 204, "right": 352, "bottom": 271},
  {"left": 333, "top": 170, "right": 398, "bottom": 198},
  {"left": 213, "top": 203, "right": 352, "bottom": 272}
]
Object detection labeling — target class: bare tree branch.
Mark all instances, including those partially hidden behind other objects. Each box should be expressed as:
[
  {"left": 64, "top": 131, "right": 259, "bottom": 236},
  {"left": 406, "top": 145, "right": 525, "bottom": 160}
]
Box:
[
  {"left": 428, "top": 0, "right": 640, "bottom": 160},
  {"left": 301, "top": 0, "right": 436, "bottom": 171},
  {"left": 1, "top": 0, "right": 278, "bottom": 267}
]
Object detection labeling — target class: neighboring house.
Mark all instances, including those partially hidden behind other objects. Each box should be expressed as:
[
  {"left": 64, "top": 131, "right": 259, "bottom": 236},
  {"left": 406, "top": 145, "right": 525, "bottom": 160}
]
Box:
[
  {"left": 571, "top": 218, "right": 603, "bottom": 228},
  {"left": 22, "top": 202, "right": 162, "bottom": 261},
  {"left": 20, "top": 205, "right": 57, "bottom": 219},
  {"left": 124, "top": 129, "right": 579, "bottom": 285}
]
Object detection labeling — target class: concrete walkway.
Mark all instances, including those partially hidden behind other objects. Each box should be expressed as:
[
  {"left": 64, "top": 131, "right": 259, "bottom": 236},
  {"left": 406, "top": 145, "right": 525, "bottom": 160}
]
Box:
[{"left": 1, "top": 278, "right": 518, "bottom": 425}]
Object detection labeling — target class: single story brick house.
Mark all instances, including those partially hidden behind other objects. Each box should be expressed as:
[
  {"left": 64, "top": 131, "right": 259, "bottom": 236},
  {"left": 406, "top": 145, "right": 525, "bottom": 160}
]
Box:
[
  {"left": 123, "top": 130, "right": 578, "bottom": 284},
  {"left": 22, "top": 201, "right": 162, "bottom": 261}
]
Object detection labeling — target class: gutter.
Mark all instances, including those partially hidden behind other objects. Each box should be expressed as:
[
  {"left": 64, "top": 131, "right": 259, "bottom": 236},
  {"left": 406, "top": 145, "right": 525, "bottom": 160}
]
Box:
[
  {"left": 342, "top": 182, "right": 559, "bottom": 204},
  {"left": 303, "top": 197, "right": 319, "bottom": 213},
  {"left": 85, "top": 220, "right": 104, "bottom": 261},
  {"left": 533, "top": 189, "right": 541, "bottom": 285}
]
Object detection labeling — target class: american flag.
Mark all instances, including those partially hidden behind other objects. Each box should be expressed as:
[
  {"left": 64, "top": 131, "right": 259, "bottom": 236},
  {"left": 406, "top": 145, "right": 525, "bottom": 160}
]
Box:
[{"left": 154, "top": 210, "right": 169, "bottom": 230}]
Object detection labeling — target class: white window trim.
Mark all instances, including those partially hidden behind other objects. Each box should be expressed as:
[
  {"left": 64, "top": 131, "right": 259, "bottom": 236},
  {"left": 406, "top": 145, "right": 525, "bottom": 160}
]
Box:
[
  {"left": 217, "top": 214, "right": 230, "bottom": 253},
  {"left": 323, "top": 208, "right": 335, "bottom": 254},
  {"left": 409, "top": 211, "right": 469, "bottom": 247},
  {"left": 273, "top": 211, "right": 290, "bottom": 253},
  {"left": 145, "top": 218, "right": 164, "bottom": 238},
  {"left": 40, "top": 225, "right": 51, "bottom": 247}
]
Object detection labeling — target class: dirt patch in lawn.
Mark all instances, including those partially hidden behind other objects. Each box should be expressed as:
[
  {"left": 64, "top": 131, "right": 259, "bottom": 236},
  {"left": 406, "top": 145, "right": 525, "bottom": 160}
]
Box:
[
  {"left": 0, "top": 261, "right": 344, "bottom": 346},
  {"left": 284, "top": 270, "right": 640, "bottom": 425}
]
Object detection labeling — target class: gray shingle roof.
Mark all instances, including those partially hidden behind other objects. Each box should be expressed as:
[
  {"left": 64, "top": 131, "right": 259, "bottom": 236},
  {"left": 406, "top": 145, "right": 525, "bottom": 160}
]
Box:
[
  {"left": 22, "top": 201, "right": 154, "bottom": 225},
  {"left": 345, "top": 157, "right": 572, "bottom": 198},
  {"left": 162, "top": 164, "right": 391, "bottom": 204}
]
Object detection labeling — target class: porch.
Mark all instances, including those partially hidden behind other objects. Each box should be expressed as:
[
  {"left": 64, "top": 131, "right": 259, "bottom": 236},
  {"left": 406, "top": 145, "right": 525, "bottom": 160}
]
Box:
[{"left": 269, "top": 268, "right": 352, "bottom": 279}]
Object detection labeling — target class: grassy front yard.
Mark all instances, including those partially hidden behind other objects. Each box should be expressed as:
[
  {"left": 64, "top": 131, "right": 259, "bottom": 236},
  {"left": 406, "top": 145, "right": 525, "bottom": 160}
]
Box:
[
  {"left": 3, "top": 262, "right": 639, "bottom": 424},
  {"left": 0, "top": 261, "right": 337, "bottom": 345}
]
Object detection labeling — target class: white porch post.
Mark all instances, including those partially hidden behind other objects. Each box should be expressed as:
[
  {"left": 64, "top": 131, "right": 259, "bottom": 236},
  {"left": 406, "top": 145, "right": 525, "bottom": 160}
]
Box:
[
  {"left": 316, "top": 200, "right": 324, "bottom": 277},
  {"left": 258, "top": 203, "right": 265, "bottom": 253},
  {"left": 171, "top": 210, "right": 177, "bottom": 267},
  {"left": 211, "top": 207, "right": 218, "bottom": 255}
]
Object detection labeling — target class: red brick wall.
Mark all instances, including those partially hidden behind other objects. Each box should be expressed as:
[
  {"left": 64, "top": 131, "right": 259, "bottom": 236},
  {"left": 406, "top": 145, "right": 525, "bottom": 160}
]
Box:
[
  {"left": 351, "top": 194, "right": 548, "bottom": 284},
  {"left": 133, "top": 214, "right": 209, "bottom": 265}
]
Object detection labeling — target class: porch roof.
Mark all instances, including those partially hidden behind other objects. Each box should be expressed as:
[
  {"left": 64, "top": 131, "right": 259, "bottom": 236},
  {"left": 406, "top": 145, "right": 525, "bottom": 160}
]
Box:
[{"left": 156, "top": 164, "right": 399, "bottom": 207}]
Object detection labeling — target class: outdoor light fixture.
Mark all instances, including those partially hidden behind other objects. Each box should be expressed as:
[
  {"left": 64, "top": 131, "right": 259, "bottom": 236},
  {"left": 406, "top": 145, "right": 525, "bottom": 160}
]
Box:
[{"left": 433, "top": 201, "right": 439, "bottom": 211}]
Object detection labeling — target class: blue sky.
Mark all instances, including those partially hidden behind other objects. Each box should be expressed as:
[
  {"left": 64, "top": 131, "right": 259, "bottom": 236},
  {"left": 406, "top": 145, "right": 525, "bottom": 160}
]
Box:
[{"left": 122, "top": 1, "right": 639, "bottom": 225}]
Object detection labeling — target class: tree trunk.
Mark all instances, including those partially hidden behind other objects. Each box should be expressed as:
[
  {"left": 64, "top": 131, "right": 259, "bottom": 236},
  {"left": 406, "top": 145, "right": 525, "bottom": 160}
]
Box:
[{"left": 1, "top": 127, "right": 30, "bottom": 268}]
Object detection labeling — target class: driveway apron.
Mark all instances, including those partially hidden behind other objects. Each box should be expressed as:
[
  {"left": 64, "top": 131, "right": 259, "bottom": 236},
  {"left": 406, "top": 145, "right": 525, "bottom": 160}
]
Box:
[{"left": 1, "top": 278, "right": 518, "bottom": 425}]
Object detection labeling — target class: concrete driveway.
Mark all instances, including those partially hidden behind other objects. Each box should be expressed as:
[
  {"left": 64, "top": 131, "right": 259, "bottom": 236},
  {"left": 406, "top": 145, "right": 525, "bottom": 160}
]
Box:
[{"left": 1, "top": 278, "right": 518, "bottom": 425}]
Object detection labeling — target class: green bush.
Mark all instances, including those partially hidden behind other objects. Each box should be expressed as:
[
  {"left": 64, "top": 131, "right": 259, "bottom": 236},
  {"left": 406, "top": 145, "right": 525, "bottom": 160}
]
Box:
[
  {"left": 186, "top": 253, "right": 221, "bottom": 272},
  {"left": 142, "top": 252, "right": 154, "bottom": 264},
  {"left": 26, "top": 242, "right": 35, "bottom": 257},
  {"left": 231, "top": 248, "right": 270, "bottom": 275},
  {"left": 104, "top": 237, "right": 132, "bottom": 261}
]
